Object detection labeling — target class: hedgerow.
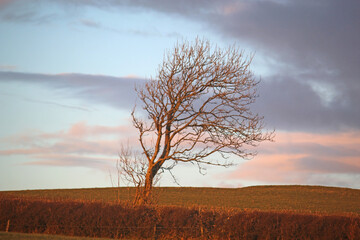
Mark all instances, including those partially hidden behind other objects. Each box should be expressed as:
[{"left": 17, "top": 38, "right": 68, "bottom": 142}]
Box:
[{"left": 1, "top": 196, "right": 359, "bottom": 239}]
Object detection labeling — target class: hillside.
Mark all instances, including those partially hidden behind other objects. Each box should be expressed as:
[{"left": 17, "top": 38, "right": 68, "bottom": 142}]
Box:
[{"left": 2, "top": 185, "right": 359, "bottom": 215}]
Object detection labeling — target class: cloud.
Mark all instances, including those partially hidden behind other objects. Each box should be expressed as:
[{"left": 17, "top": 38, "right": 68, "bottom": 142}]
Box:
[
  {"left": 0, "top": 0, "right": 60, "bottom": 24},
  {"left": 102, "top": 0, "right": 359, "bottom": 132},
  {"left": 1, "top": 68, "right": 360, "bottom": 134},
  {"left": 227, "top": 131, "right": 360, "bottom": 187},
  {"left": 0, "top": 121, "right": 138, "bottom": 169},
  {"left": 70, "top": 0, "right": 359, "bottom": 133},
  {"left": 204, "top": 0, "right": 360, "bottom": 109},
  {"left": 24, "top": 154, "right": 114, "bottom": 169},
  {"left": 78, "top": 18, "right": 162, "bottom": 37},
  {"left": 1, "top": 1, "right": 359, "bottom": 133},
  {"left": 116, "top": 0, "right": 359, "bottom": 78},
  {"left": 23, "top": 98, "right": 91, "bottom": 112},
  {"left": 1, "top": 11, "right": 53, "bottom": 23},
  {"left": 0, "top": 71, "right": 145, "bottom": 110},
  {"left": 0, "top": 65, "right": 16, "bottom": 71},
  {"left": 80, "top": 19, "right": 101, "bottom": 28},
  {"left": 254, "top": 75, "right": 360, "bottom": 132},
  {"left": 0, "top": 0, "right": 17, "bottom": 8}
]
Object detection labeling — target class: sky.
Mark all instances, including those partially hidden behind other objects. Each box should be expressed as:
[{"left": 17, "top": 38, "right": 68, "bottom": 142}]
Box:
[{"left": 0, "top": 0, "right": 359, "bottom": 190}]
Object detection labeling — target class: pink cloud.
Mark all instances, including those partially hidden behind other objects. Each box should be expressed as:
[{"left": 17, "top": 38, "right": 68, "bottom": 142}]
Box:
[
  {"left": 229, "top": 154, "right": 307, "bottom": 183},
  {"left": 67, "top": 121, "right": 88, "bottom": 137},
  {"left": 226, "top": 130, "right": 360, "bottom": 187},
  {"left": 2, "top": 121, "right": 360, "bottom": 188},
  {"left": 0, "top": 121, "right": 138, "bottom": 169},
  {"left": 274, "top": 131, "right": 360, "bottom": 148},
  {"left": 66, "top": 121, "right": 137, "bottom": 138},
  {"left": 0, "top": 148, "right": 45, "bottom": 155}
]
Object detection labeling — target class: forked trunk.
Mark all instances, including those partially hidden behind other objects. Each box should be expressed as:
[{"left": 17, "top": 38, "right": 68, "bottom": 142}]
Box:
[{"left": 135, "top": 163, "right": 160, "bottom": 205}]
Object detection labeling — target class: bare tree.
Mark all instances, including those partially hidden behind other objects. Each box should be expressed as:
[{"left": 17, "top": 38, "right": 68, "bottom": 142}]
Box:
[{"left": 128, "top": 38, "right": 274, "bottom": 204}]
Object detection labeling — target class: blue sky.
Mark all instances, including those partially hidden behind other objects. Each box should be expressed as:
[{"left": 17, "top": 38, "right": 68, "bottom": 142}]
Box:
[{"left": 1, "top": 0, "right": 359, "bottom": 190}]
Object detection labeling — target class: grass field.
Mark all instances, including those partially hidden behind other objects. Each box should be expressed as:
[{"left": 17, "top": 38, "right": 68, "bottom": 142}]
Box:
[{"left": 2, "top": 185, "right": 360, "bottom": 215}]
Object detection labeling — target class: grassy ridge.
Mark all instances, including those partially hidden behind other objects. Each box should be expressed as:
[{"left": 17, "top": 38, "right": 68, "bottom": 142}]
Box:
[{"left": 2, "top": 185, "right": 360, "bottom": 215}]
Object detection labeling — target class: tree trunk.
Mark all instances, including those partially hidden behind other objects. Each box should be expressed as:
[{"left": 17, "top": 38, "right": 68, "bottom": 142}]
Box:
[
  {"left": 136, "top": 162, "right": 162, "bottom": 205},
  {"left": 141, "top": 171, "right": 154, "bottom": 204}
]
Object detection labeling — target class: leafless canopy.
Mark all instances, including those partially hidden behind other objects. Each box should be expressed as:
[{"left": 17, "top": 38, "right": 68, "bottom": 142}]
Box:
[{"left": 129, "top": 39, "right": 273, "bottom": 203}]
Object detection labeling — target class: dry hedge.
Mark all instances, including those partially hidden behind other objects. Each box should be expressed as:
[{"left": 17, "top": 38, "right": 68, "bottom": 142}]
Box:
[{"left": 0, "top": 196, "right": 359, "bottom": 239}]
